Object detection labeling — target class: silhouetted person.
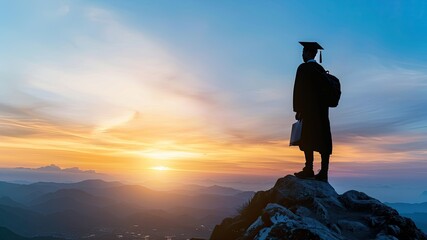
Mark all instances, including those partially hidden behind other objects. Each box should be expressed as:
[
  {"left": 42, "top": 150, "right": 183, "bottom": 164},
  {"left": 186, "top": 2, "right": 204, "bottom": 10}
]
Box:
[{"left": 293, "top": 42, "right": 332, "bottom": 182}]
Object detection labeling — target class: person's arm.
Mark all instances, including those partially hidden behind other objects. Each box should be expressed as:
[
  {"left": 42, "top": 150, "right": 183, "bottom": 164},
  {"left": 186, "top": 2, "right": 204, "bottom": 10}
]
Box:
[{"left": 293, "top": 65, "right": 304, "bottom": 120}]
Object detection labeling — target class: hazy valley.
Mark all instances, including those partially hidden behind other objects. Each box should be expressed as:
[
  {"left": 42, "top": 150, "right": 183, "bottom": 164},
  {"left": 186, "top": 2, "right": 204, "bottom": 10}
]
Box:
[{"left": 0, "top": 179, "right": 254, "bottom": 240}]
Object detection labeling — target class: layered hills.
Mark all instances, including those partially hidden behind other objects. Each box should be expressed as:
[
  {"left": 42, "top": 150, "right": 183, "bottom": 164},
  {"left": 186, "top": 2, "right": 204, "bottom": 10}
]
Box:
[
  {"left": 0, "top": 179, "right": 253, "bottom": 239},
  {"left": 2, "top": 177, "right": 427, "bottom": 240}
]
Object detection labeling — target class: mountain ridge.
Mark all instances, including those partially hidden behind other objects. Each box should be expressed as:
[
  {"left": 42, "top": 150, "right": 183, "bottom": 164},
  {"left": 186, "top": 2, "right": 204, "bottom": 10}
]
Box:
[
  {"left": 0, "top": 179, "right": 252, "bottom": 239},
  {"left": 0, "top": 226, "right": 64, "bottom": 240}
]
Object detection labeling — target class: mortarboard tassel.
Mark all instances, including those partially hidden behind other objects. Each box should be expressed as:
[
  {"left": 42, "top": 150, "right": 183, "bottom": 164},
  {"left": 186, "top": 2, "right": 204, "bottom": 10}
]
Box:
[{"left": 319, "top": 51, "right": 322, "bottom": 63}]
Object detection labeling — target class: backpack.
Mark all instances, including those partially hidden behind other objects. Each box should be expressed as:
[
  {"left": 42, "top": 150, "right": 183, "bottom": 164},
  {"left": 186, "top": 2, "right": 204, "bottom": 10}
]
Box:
[{"left": 323, "top": 70, "right": 341, "bottom": 107}]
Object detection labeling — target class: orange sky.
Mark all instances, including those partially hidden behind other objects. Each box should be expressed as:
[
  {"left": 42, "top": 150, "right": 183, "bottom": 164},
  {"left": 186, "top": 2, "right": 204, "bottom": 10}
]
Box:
[{"left": 0, "top": 110, "right": 420, "bottom": 184}]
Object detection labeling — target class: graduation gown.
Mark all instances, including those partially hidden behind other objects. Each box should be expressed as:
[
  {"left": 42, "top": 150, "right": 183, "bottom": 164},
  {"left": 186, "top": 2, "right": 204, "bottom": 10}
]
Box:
[{"left": 293, "top": 61, "right": 332, "bottom": 155}]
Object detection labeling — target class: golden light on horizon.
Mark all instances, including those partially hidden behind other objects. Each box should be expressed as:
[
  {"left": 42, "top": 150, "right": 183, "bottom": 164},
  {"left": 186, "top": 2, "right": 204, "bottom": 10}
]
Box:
[{"left": 137, "top": 150, "right": 203, "bottom": 160}]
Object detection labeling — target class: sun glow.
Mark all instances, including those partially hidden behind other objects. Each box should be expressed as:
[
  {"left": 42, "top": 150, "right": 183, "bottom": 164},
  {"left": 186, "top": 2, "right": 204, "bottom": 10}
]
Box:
[
  {"left": 151, "top": 166, "right": 171, "bottom": 171},
  {"left": 138, "top": 150, "right": 203, "bottom": 160}
]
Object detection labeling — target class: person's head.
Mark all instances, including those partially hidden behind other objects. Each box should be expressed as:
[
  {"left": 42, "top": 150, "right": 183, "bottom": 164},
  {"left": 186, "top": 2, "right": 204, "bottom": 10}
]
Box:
[
  {"left": 302, "top": 48, "right": 317, "bottom": 63},
  {"left": 299, "top": 42, "right": 323, "bottom": 63}
]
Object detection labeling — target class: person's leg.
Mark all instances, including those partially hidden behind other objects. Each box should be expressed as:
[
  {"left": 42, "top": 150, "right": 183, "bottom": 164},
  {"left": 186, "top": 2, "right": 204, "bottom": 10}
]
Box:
[
  {"left": 315, "top": 153, "right": 329, "bottom": 182},
  {"left": 294, "top": 150, "right": 314, "bottom": 178},
  {"left": 320, "top": 153, "right": 329, "bottom": 173},
  {"left": 304, "top": 150, "right": 314, "bottom": 171}
]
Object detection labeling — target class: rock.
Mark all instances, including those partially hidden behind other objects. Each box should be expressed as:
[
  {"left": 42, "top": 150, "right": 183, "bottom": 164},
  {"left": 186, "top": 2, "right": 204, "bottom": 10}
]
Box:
[
  {"left": 376, "top": 233, "right": 399, "bottom": 240},
  {"left": 245, "top": 203, "right": 341, "bottom": 240},
  {"left": 330, "top": 223, "right": 341, "bottom": 235},
  {"left": 366, "top": 216, "right": 386, "bottom": 227},
  {"left": 387, "top": 224, "right": 400, "bottom": 236},
  {"left": 312, "top": 198, "right": 329, "bottom": 222},
  {"left": 210, "top": 175, "right": 427, "bottom": 240},
  {"left": 295, "top": 206, "right": 311, "bottom": 217},
  {"left": 337, "top": 219, "right": 369, "bottom": 233}
]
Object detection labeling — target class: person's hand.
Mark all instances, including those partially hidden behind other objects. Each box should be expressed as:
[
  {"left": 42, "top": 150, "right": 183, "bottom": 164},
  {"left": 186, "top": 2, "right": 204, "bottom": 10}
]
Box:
[{"left": 295, "top": 112, "right": 302, "bottom": 120}]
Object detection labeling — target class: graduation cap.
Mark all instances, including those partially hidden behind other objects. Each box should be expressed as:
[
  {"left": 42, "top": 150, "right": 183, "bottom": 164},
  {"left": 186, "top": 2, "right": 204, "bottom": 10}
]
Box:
[{"left": 299, "top": 41, "right": 324, "bottom": 63}]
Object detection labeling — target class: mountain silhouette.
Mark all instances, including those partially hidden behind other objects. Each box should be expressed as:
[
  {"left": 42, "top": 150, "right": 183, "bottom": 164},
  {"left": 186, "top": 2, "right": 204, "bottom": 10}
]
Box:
[
  {"left": 0, "top": 179, "right": 252, "bottom": 239},
  {"left": 0, "top": 226, "right": 64, "bottom": 240},
  {"left": 210, "top": 175, "right": 427, "bottom": 240}
]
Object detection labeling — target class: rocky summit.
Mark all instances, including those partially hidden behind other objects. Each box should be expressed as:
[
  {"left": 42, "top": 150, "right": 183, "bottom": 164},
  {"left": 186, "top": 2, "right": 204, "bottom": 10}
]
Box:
[{"left": 210, "top": 175, "right": 427, "bottom": 240}]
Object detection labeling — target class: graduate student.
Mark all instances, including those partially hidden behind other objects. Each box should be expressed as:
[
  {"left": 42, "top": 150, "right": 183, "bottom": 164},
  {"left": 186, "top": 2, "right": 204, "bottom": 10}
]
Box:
[{"left": 293, "top": 42, "right": 332, "bottom": 182}]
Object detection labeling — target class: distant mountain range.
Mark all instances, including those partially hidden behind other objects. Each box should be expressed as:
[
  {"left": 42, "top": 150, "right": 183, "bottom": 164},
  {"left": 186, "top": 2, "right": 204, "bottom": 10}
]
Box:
[
  {"left": 0, "top": 179, "right": 254, "bottom": 239},
  {"left": 0, "top": 226, "right": 64, "bottom": 240},
  {"left": 386, "top": 202, "right": 427, "bottom": 214},
  {"left": 386, "top": 202, "right": 427, "bottom": 233}
]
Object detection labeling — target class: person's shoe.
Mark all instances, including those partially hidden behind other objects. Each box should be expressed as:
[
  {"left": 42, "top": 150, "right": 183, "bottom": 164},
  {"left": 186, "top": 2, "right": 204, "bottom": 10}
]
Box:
[
  {"left": 294, "top": 168, "right": 314, "bottom": 179},
  {"left": 314, "top": 171, "right": 328, "bottom": 182}
]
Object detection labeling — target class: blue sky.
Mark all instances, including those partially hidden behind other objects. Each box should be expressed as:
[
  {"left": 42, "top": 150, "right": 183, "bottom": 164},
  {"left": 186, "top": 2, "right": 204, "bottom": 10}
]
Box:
[{"left": 0, "top": 1, "right": 427, "bottom": 202}]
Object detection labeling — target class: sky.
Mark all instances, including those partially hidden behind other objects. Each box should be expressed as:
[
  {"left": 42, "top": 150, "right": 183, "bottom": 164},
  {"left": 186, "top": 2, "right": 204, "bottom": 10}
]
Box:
[{"left": 0, "top": 0, "right": 427, "bottom": 202}]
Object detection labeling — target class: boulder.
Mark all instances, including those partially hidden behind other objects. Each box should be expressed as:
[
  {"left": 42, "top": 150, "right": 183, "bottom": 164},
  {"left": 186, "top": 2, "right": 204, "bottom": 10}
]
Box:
[{"left": 210, "top": 175, "right": 427, "bottom": 240}]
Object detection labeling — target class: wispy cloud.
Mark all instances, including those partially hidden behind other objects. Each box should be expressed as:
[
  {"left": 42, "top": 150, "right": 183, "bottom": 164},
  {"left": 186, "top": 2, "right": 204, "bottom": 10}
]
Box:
[
  {"left": 0, "top": 5, "right": 255, "bottom": 175},
  {"left": 329, "top": 57, "right": 427, "bottom": 152}
]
